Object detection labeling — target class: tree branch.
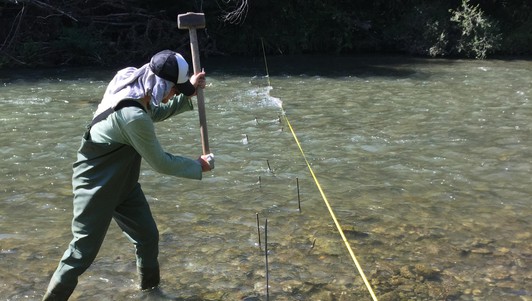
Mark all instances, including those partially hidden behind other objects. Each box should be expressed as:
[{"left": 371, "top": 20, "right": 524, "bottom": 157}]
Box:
[
  {"left": 27, "top": 0, "right": 78, "bottom": 22},
  {"left": 217, "top": 0, "right": 248, "bottom": 25},
  {"left": 1, "top": 3, "right": 25, "bottom": 52}
]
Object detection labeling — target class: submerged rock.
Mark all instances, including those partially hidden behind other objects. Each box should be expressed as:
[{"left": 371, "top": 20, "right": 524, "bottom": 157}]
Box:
[
  {"left": 413, "top": 264, "right": 441, "bottom": 280},
  {"left": 342, "top": 225, "right": 370, "bottom": 239}
]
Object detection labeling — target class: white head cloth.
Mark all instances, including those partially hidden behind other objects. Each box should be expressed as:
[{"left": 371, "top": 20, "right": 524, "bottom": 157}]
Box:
[{"left": 94, "top": 63, "right": 173, "bottom": 116}]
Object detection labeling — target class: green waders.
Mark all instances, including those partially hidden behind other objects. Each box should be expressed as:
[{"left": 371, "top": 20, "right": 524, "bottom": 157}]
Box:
[{"left": 44, "top": 102, "right": 160, "bottom": 300}]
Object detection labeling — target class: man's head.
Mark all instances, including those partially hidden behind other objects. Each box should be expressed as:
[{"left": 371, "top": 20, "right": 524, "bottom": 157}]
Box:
[{"left": 149, "top": 50, "right": 196, "bottom": 96}]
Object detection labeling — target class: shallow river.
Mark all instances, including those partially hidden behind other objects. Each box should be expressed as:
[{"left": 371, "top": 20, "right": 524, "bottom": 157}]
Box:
[{"left": 0, "top": 56, "right": 531, "bottom": 300}]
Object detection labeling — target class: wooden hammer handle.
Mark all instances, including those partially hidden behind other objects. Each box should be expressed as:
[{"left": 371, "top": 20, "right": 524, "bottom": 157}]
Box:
[{"left": 188, "top": 28, "right": 210, "bottom": 155}]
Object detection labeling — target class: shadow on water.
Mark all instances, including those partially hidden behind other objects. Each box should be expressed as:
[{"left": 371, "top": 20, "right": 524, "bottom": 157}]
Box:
[
  {"left": 205, "top": 54, "right": 436, "bottom": 79},
  {"left": 3, "top": 54, "right": 530, "bottom": 83},
  {"left": 0, "top": 66, "right": 116, "bottom": 83},
  {"left": 0, "top": 55, "right": 449, "bottom": 83}
]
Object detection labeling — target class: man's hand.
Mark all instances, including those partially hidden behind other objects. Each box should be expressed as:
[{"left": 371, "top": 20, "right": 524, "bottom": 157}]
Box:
[
  {"left": 190, "top": 71, "right": 206, "bottom": 96},
  {"left": 197, "top": 153, "right": 214, "bottom": 172}
]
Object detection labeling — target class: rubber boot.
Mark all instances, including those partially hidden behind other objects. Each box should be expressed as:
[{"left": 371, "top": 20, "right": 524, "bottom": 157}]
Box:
[
  {"left": 42, "top": 283, "right": 75, "bottom": 301},
  {"left": 138, "top": 266, "right": 160, "bottom": 291}
]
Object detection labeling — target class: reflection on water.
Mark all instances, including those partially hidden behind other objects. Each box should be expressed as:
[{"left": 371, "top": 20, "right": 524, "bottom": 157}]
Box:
[{"left": 1, "top": 57, "right": 531, "bottom": 300}]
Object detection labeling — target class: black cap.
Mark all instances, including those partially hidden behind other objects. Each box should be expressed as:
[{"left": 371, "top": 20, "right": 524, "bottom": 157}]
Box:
[{"left": 149, "top": 50, "right": 196, "bottom": 96}]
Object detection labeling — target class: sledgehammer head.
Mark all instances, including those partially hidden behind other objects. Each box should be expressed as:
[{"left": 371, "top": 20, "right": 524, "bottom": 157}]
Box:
[{"left": 177, "top": 12, "right": 206, "bottom": 29}]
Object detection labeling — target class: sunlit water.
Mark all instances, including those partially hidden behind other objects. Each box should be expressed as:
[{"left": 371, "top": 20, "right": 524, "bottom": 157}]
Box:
[{"left": 1, "top": 56, "right": 531, "bottom": 301}]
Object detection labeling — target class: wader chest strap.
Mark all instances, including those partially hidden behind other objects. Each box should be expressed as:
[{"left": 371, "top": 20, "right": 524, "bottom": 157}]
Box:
[
  {"left": 90, "top": 100, "right": 146, "bottom": 127},
  {"left": 84, "top": 100, "right": 146, "bottom": 139}
]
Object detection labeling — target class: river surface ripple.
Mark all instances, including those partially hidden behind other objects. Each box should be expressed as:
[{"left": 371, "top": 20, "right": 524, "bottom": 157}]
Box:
[{"left": 0, "top": 56, "right": 530, "bottom": 300}]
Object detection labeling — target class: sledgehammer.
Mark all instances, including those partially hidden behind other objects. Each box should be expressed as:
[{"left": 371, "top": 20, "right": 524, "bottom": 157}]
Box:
[{"left": 178, "top": 12, "right": 210, "bottom": 155}]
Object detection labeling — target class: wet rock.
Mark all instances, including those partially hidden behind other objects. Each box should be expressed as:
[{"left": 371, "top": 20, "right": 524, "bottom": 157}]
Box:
[
  {"left": 471, "top": 238, "right": 495, "bottom": 247},
  {"left": 494, "top": 247, "right": 510, "bottom": 256},
  {"left": 392, "top": 264, "right": 443, "bottom": 291},
  {"left": 138, "top": 288, "right": 182, "bottom": 300},
  {"left": 464, "top": 288, "right": 482, "bottom": 296},
  {"left": 253, "top": 281, "right": 265, "bottom": 292},
  {"left": 389, "top": 275, "right": 404, "bottom": 286},
  {"left": 379, "top": 291, "right": 400, "bottom": 301},
  {"left": 280, "top": 279, "right": 304, "bottom": 294},
  {"left": 399, "top": 265, "right": 415, "bottom": 279},
  {"left": 459, "top": 238, "right": 497, "bottom": 256},
  {"left": 370, "top": 264, "right": 462, "bottom": 301},
  {"left": 202, "top": 291, "right": 226, "bottom": 300},
  {"left": 413, "top": 283, "right": 429, "bottom": 295},
  {"left": 413, "top": 264, "right": 441, "bottom": 280},
  {"left": 342, "top": 225, "right": 370, "bottom": 239},
  {"left": 310, "top": 289, "right": 335, "bottom": 301},
  {"left": 471, "top": 248, "right": 492, "bottom": 255},
  {"left": 515, "top": 231, "right": 530, "bottom": 240},
  {"left": 459, "top": 249, "right": 471, "bottom": 256}
]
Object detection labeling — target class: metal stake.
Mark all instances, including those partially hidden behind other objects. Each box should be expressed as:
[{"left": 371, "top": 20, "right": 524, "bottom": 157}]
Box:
[
  {"left": 256, "top": 213, "right": 261, "bottom": 249},
  {"left": 265, "top": 218, "right": 270, "bottom": 301},
  {"left": 266, "top": 160, "right": 272, "bottom": 173},
  {"left": 297, "top": 177, "right": 301, "bottom": 213}
]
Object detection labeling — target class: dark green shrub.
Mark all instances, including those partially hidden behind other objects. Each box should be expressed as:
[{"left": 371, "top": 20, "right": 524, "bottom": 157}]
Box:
[
  {"left": 386, "top": 2, "right": 451, "bottom": 57},
  {"left": 501, "top": 15, "right": 532, "bottom": 55}
]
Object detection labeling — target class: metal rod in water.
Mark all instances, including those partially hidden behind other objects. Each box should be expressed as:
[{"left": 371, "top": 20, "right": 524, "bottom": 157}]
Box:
[
  {"left": 256, "top": 213, "right": 261, "bottom": 249},
  {"left": 266, "top": 160, "right": 272, "bottom": 173},
  {"left": 261, "top": 38, "right": 272, "bottom": 87},
  {"left": 264, "top": 218, "right": 270, "bottom": 301},
  {"left": 297, "top": 177, "right": 301, "bottom": 213},
  {"left": 307, "top": 238, "right": 317, "bottom": 254}
]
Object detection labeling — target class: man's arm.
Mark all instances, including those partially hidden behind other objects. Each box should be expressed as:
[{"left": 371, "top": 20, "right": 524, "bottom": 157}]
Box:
[
  {"left": 150, "top": 94, "right": 194, "bottom": 122},
  {"left": 123, "top": 113, "right": 203, "bottom": 179}
]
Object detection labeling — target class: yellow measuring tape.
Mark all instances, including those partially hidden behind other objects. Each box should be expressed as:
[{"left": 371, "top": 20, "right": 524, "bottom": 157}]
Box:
[
  {"left": 261, "top": 38, "right": 378, "bottom": 300},
  {"left": 282, "top": 113, "right": 379, "bottom": 301}
]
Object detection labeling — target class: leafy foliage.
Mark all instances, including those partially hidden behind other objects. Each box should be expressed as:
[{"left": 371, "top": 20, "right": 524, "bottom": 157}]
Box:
[
  {"left": 0, "top": 0, "right": 529, "bottom": 67},
  {"left": 449, "top": 0, "right": 502, "bottom": 59}
]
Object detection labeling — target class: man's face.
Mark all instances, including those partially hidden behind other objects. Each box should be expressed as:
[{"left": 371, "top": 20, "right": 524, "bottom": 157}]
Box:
[{"left": 162, "top": 86, "right": 178, "bottom": 103}]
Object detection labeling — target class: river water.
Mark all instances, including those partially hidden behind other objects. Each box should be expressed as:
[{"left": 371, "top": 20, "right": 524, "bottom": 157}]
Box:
[{"left": 0, "top": 56, "right": 530, "bottom": 301}]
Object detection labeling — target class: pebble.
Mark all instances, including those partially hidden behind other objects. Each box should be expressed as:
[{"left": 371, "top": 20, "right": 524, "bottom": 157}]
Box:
[{"left": 471, "top": 248, "right": 492, "bottom": 254}]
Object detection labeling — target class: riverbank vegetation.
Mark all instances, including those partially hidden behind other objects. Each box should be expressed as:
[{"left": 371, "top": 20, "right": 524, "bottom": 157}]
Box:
[{"left": 1, "top": 0, "right": 530, "bottom": 67}]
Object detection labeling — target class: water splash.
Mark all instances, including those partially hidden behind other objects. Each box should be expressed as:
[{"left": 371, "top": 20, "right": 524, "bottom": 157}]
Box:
[
  {"left": 265, "top": 86, "right": 283, "bottom": 109},
  {"left": 243, "top": 86, "right": 283, "bottom": 109}
]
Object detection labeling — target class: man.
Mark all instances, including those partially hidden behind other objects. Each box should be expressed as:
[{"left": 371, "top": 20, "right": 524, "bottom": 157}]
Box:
[{"left": 43, "top": 50, "right": 214, "bottom": 300}]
